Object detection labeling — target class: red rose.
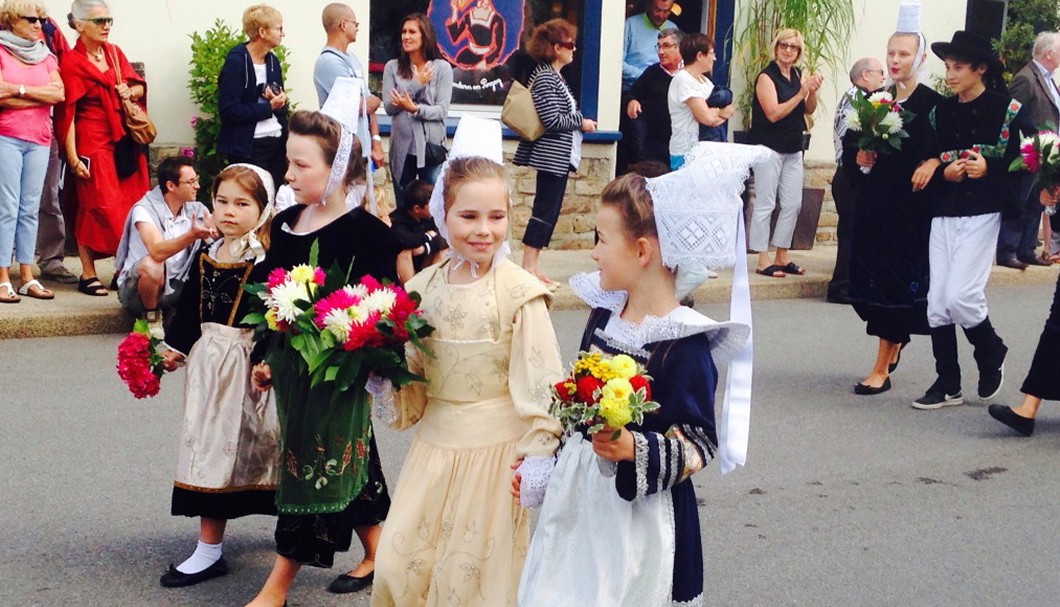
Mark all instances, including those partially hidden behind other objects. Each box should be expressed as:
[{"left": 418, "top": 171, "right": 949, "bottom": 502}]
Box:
[
  {"left": 554, "top": 381, "right": 574, "bottom": 401},
  {"left": 629, "top": 375, "right": 651, "bottom": 400},
  {"left": 575, "top": 376, "right": 604, "bottom": 403}
]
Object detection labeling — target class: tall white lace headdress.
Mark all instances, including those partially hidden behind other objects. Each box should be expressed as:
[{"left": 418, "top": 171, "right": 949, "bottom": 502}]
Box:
[
  {"left": 893, "top": 1, "right": 927, "bottom": 88},
  {"left": 320, "top": 77, "right": 376, "bottom": 214},
  {"left": 427, "top": 116, "right": 509, "bottom": 276}
]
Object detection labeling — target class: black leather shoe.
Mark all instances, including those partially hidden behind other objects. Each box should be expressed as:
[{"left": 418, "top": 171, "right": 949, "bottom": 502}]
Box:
[
  {"left": 998, "top": 257, "right": 1028, "bottom": 270},
  {"left": 988, "top": 404, "right": 1035, "bottom": 436},
  {"left": 1019, "top": 255, "right": 1052, "bottom": 267},
  {"left": 888, "top": 342, "right": 908, "bottom": 373},
  {"left": 854, "top": 377, "right": 891, "bottom": 395},
  {"left": 159, "top": 557, "right": 228, "bottom": 588},
  {"left": 328, "top": 571, "right": 374, "bottom": 594}
]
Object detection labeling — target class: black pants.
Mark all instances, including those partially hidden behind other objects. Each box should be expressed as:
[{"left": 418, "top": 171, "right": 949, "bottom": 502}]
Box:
[
  {"left": 394, "top": 154, "right": 442, "bottom": 209},
  {"left": 997, "top": 175, "right": 1043, "bottom": 261},
  {"left": 229, "top": 135, "right": 286, "bottom": 192},
  {"left": 522, "top": 170, "right": 569, "bottom": 249},
  {"left": 828, "top": 166, "right": 856, "bottom": 301}
]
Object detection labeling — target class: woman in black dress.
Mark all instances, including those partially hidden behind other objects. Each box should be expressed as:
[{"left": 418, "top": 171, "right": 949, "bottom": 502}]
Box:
[{"left": 844, "top": 31, "right": 942, "bottom": 395}]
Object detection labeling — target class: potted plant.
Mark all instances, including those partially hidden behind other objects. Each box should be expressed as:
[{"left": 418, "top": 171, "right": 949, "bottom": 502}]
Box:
[{"left": 730, "top": 0, "right": 855, "bottom": 249}]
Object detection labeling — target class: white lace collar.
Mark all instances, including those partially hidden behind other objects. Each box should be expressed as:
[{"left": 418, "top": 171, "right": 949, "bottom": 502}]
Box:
[{"left": 569, "top": 271, "right": 750, "bottom": 367}]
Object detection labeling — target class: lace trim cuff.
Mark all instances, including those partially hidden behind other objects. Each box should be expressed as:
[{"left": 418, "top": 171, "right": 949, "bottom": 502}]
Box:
[
  {"left": 633, "top": 431, "right": 650, "bottom": 499},
  {"left": 518, "top": 455, "right": 555, "bottom": 509}
]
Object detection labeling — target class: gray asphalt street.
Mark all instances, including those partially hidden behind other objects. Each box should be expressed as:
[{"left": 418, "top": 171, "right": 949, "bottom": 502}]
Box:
[{"left": 2, "top": 281, "right": 1059, "bottom": 606}]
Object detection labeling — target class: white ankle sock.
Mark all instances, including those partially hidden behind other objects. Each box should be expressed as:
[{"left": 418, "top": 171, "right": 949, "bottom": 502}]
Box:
[{"left": 176, "top": 540, "right": 222, "bottom": 574}]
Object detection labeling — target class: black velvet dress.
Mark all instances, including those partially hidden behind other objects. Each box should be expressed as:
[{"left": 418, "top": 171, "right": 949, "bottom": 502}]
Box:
[{"left": 843, "top": 84, "right": 944, "bottom": 344}]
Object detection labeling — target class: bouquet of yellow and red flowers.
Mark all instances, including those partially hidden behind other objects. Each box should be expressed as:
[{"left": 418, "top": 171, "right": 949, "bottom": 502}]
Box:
[
  {"left": 551, "top": 351, "right": 660, "bottom": 439},
  {"left": 115, "top": 318, "right": 165, "bottom": 399}
]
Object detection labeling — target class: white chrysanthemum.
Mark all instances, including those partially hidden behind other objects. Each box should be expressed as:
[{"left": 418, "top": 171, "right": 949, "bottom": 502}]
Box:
[
  {"left": 844, "top": 111, "right": 862, "bottom": 131},
  {"left": 322, "top": 308, "right": 353, "bottom": 342},
  {"left": 347, "top": 302, "right": 370, "bottom": 325},
  {"left": 868, "top": 91, "right": 893, "bottom": 105},
  {"left": 344, "top": 284, "right": 369, "bottom": 300},
  {"left": 362, "top": 289, "right": 397, "bottom": 314},
  {"left": 268, "top": 281, "right": 310, "bottom": 323},
  {"left": 880, "top": 111, "right": 904, "bottom": 133}
]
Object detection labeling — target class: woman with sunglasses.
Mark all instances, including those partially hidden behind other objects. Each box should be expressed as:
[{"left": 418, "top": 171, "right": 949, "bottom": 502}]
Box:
[
  {"left": 217, "top": 4, "right": 288, "bottom": 192},
  {"left": 0, "top": 0, "right": 64, "bottom": 303},
  {"left": 747, "top": 28, "right": 822, "bottom": 279},
  {"left": 512, "top": 18, "right": 596, "bottom": 290},
  {"left": 56, "top": 0, "right": 149, "bottom": 297}
]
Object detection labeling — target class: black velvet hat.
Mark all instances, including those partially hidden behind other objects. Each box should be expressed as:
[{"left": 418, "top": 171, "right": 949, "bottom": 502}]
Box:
[{"left": 930, "top": 30, "right": 1003, "bottom": 71}]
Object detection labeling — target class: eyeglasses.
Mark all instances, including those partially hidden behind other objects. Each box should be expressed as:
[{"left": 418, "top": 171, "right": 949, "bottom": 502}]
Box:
[
  {"left": 656, "top": 42, "right": 677, "bottom": 49},
  {"left": 866, "top": 69, "right": 885, "bottom": 75},
  {"left": 20, "top": 16, "right": 43, "bottom": 25},
  {"left": 777, "top": 42, "right": 801, "bottom": 52},
  {"left": 179, "top": 177, "right": 201, "bottom": 186},
  {"left": 343, "top": 19, "right": 359, "bottom": 29},
  {"left": 556, "top": 41, "right": 576, "bottom": 50},
  {"left": 86, "top": 17, "right": 113, "bottom": 26}
]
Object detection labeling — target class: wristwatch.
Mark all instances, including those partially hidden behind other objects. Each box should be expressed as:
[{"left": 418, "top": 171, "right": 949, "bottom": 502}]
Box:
[
  {"left": 371, "top": 135, "right": 382, "bottom": 142},
  {"left": 18, "top": 84, "right": 25, "bottom": 98}
]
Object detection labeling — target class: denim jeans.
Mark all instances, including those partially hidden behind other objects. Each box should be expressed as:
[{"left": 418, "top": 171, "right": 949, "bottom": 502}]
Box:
[{"left": 0, "top": 135, "right": 50, "bottom": 266}]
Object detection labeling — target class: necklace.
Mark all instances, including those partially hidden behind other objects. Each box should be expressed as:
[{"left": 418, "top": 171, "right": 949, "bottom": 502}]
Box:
[{"left": 88, "top": 45, "right": 105, "bottom": 62}]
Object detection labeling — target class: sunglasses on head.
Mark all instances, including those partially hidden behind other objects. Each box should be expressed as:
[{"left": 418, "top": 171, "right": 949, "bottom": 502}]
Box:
[
  {"left": 556, "top": 41, "right": 575, "bottom": 50},
  {"left": 21, "top": 16, "right": 43, "bottom": 24},
  {"left": 87, "top": 17, "right": 113, "bottom": 26}
]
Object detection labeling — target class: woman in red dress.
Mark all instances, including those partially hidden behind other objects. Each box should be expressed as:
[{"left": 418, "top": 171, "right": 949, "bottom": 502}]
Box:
[{"left": 56, "top": 0, "right": 149, "bottom": 296}]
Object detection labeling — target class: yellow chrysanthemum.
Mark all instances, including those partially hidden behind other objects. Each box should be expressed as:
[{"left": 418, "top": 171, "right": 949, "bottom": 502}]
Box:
[
  {"left": 608, "top": 354, "right": 637, "bottom": 380},
  {"left": 599, "top": 379, "right": 634, "bottom": 428},
  {"left": 573, "top": 352, "right": 610, "bottom": 380},
  {"left": 289, "top": 264, "right": 315, "bottom": 285},
  {"left": 265, "top": 308, "right": 279, "bottom": 331}
]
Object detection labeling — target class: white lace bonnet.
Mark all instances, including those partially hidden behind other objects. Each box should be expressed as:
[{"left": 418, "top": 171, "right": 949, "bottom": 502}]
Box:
[
  {"left": 427, "top": 116, "right": 510, "bottom": 272},
  {"left": 319, "top": 77, "right": 376, "bottom": 214}
]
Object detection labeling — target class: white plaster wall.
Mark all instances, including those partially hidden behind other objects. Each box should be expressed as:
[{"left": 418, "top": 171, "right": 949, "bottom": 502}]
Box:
[
  {"left": 40, "top": 0, "right": 371, "bottom": 145},
  {"left": 732, "top": 0, "right": 969, "bottom": 162}
]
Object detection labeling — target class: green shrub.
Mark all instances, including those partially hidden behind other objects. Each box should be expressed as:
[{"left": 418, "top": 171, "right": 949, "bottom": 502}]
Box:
[
  {"left": 187, "top": 19, "right": 292, "bottom": 204},
  {"left": 993, "top": 0, "right": 1060, "bottom": 82}
]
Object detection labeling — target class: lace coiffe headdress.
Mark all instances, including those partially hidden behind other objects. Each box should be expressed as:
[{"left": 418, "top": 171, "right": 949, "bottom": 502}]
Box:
[
  {"left": 221, "top": 163, "right": 275, "bottom": 263},
  {"left": 320, "top": 77, "right": 376, "bottom": 214}
]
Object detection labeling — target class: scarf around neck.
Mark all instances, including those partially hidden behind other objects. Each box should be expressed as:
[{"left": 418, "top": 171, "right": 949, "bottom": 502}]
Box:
[{"left": 0, "top": 30, "right": 50, "bottom": 65}]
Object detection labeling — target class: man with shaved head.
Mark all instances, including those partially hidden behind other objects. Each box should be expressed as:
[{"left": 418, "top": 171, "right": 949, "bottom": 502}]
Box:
[{"left": 313, "top": 2, "right": 384, "bottom": 169}]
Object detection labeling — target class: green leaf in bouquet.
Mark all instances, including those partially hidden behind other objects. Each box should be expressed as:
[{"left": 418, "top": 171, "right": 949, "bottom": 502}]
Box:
[
  {"left": 325, "top": 260, "right": 348, "bottom": 293},
  {"left": 335, "top": 354, "right": 364, "bottom": 392},
  {"left": 1009, "top": 155, "right": 1026, "bottom": 172},
  {"left": 243, "top": 312, "right": 265, "bottom": 326},
  {"left": 307, "top": 348, "right": 334, "bottom": 374},
  {"left": 385, "top": 367, "right": 426, "bottom": 388},
  {"left": 132, "top": 318, "right": 150, "bottom": 336},
  {"left": 243, "top": 282, "right": 265, "bottom": 296},
  {"left": 308, "top": 239, "right": 320, "bottom": 268},
  {"left": 361, "top": 348, "right": 402, "bottom": 369}
]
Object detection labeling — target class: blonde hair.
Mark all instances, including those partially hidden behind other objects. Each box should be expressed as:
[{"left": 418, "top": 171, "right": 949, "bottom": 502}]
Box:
[
  {"left": 243, "top": 4, "right": 281, "bottom": 40},
  {"left": 212, "top": 165, "right": 273, "bottom": 251},
  {"left": 441, "top": 157, "right": 509, "bottom": 213},
  {"left": 771, "top": 28, "right": 804, "bottom": 63},
  {"left": 0, "top": 0, "right": 46, "bottom": 29}
]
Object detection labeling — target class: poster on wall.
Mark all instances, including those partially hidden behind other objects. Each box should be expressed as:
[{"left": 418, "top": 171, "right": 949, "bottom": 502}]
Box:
[{"left": 427, "top": 0, "right": 527, "bottom": 105}]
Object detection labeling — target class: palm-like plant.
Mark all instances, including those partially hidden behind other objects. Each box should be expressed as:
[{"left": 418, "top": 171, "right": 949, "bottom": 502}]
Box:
[{"left": 731, "top": 0, "right": 856, "bottom": 129}]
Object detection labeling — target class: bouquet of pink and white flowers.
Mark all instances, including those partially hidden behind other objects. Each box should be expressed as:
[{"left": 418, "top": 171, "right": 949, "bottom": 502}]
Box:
[
  {"left": 1010, "top": 129, "right": 1060, "bottom": 216},
  {"left": 244, "top": 243, "right": 433, "bottom": 394},
  {"left": 844, "top": 90, "right": 915, "bottom": 173}
]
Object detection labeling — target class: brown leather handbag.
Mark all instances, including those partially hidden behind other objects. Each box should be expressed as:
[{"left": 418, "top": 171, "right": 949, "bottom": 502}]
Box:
[{"left": 112, "top": 47, "right": 156, "bottom": 145}]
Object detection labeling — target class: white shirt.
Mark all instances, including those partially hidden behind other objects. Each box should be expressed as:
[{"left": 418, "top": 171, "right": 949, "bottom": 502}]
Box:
[
  {"left": 124, "top": 206, "right": 190, "bottom": 297},
  {"left": 667, "top": 70, "right": 714, "bottom": 157},
  {"left": 1032, "top": 59, "right": 1060, "bottom": 112},
  {"left": 253, "top": 63, "right": 283, "bottom": 139}
]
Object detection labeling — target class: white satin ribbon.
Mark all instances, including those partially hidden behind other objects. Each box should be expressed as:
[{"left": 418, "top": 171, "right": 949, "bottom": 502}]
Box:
[{"left": 717, "top": 210, "right": 753, "bottom": 474}]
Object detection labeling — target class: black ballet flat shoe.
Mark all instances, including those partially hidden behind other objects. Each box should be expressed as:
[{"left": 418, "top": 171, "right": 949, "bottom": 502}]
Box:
[
  {"left": 854, "top": 377, "right": 891, "bottom": 395},
  {"left": 159, "top": 557, "right": 229, "bottom": 588},
  {"left": 988, "top": 404, "right": 1035, "bottom": 436},
  {"left": 888, "top": 342, "right": 908, "bottom": 373},
  {"left": 327, "top": 570, "right": 374, "bottom": 594}
]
